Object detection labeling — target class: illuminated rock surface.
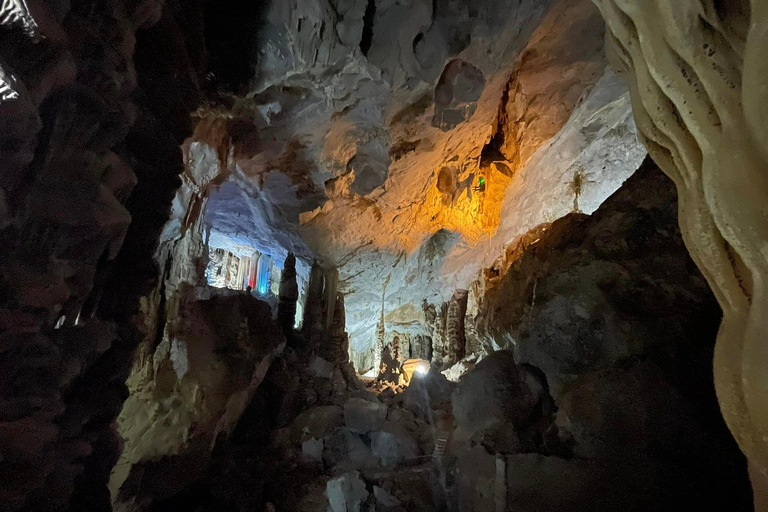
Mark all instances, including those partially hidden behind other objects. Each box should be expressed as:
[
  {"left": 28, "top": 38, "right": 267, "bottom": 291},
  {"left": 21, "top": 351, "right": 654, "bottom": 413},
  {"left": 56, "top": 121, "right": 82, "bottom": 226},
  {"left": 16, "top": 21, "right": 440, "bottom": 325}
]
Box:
[
  {"left": 591, "top": 0, "right": 768, "bottom": 502},
  {"left": 0, "top": 0, "right": 763, "bottom": 510}
]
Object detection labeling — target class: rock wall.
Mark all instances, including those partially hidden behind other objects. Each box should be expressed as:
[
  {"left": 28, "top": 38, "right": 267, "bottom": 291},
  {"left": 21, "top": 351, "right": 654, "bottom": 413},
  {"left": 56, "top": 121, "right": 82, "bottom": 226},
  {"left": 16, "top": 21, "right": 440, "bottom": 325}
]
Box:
[
  {"left": 590, "top": 0, "right": 768, "bottom": 502},
  {"left": 109, "top": 74, "right": 293, "bottom": 508},
  {"left": 171, "top": 0, "right": 647, "bottom": 365},
  {"left": 111, "top": 292, "right": 285, "bottom": 511},
  {"left": 470, "top": 159, "right": 752, "bottom": 510},
  {"left": 478, "top": 159, "right": 719, "bottom": 391},
  {"left": 0, "top": 1, "right": 204, "bottom": 510}
]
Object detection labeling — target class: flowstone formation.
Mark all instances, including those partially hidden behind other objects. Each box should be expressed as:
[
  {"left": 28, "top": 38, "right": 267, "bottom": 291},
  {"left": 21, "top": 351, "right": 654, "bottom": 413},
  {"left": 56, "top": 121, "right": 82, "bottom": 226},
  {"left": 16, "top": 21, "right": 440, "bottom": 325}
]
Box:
[{"left": 590, "top": 0, "right": 768, "bottom": 501}]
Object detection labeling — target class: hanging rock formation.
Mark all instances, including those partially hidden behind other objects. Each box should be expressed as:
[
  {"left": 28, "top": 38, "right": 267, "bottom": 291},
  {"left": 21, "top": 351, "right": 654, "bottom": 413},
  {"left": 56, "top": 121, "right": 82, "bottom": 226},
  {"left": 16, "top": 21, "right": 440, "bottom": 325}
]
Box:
[{"left": 590, "top": 0, "right": 768, "bottom": 501}]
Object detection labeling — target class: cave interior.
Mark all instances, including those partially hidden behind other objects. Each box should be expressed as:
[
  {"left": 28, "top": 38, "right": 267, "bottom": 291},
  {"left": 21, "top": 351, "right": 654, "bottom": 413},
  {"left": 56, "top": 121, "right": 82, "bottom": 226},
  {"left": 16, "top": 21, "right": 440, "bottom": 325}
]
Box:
[{"left": 0, "top": 0, "right": 766, "bottom": 511}]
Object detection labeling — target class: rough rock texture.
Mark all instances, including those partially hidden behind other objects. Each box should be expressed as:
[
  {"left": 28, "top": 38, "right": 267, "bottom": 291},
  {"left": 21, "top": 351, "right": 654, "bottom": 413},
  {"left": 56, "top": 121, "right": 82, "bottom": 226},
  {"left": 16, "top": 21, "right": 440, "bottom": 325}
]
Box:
[
  {"left": 111, "top": 294, "right": 285, "bottom": 511},
  {"left": 178, "top": 0, "right": 647, "bottom": 369},
  {"left": 3, "top": 1, "right": 762, "bottom": 510},
  {"left": 468, "top": 159, "right": 752, "bottom": 509},
  {"left": 0, "top": 1, "right": 204, "bottom": 510},
  {"left": 128, "top": 325, "right": 444, "bottom": 512},
  {"left": 590, "top": 1, "right": 768, "bottom": 501},
  {"left": 370, "top": 421, "right": 418, "bottom": 466},
  {"left": 451, "top": 351, "right": 545, "bottom": 439},
  {"left": 344, "top": 397, "right": 387, "bottom": 434},
  {"left": 478, "top": 160, "right": 722, "bottom": 392},
  {"left": 327, "top": 471, "right": 368, "bottom": 512}
]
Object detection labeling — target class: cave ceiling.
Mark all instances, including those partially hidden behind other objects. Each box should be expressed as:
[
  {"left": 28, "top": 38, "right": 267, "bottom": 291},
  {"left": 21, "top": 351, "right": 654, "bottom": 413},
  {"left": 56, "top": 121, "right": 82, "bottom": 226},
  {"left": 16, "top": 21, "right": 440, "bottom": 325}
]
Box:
[{"left": 197, "top": 0, "right": 647, "bottom": 360}]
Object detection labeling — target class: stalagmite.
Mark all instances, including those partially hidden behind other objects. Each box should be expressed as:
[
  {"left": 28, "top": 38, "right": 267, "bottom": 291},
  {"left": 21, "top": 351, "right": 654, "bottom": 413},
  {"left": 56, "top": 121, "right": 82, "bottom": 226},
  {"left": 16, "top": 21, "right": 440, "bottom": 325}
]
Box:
[
  {"left": 304, "top": 261, "right": 327, "bottom": 346},
  {"left": 431, "top": 303, "right": 449, "bottom": 369},
  {"left": 373, "top": 306, "right": 385, "bottom": 376},
  {"left": 1, "top": 0, "right": 760, "bottom": 509},
  {"left": 591, "top": 0, "right": 768, "bottom": 504},
  {"left": 278, "top": 252, "right": 299, "bottom": 333},
  {"left": 330, "top": 292, "right": 349, "bottom": 364},
  {"left": 446, "top": 290, "right": 469, "bottom": 366},
  {"left": 391, "top": 334, "right": 402, "bottom": 363}
]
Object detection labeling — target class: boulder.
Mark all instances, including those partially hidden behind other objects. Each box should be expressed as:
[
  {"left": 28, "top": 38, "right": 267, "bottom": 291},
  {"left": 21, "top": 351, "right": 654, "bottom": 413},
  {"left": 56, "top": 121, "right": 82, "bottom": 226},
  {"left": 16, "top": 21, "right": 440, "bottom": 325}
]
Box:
[
  {"left": 324, "top": 427, "right": 379, "bottom": 470},
  {"left": 374, "top": 486, "right": 400, "bottom": 507},
  {"left": 302, "top": 437, "right": 324, "bottom": 461},
  {"left": 452, "top": 444, "right": 499, "bottom": 512},
  {"left": 344, "top": 397, "right": 387, "bottom": 434},
  {"left": 403, "top": 369, "right": 454, "bottom": 420},
  {"left": 309, "top": 355, "right": 335, "bottom": 379},
  {"left": 290, "top": 405, "right": 344, "bottom": 443},
  {"left": 326, "top": 471, "right": 369, "bottom": 512},
  {"left": 451, "top": 351, "right": 544, "bottom": 438},
  {"left": 370, "top": 422, "right": 419, "bottom": 466}
]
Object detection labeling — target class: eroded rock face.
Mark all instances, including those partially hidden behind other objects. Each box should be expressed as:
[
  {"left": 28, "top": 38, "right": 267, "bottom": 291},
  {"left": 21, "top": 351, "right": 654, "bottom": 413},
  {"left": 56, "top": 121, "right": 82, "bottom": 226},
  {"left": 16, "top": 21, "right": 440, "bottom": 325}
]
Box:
[
  {"left": 469, "top": 159, "right": 752, "bottom": 509},
  {"left": 181, "top": 0, "right": 646, "bottom": 368},
  {"left": 451, "top": 351, "right": 545, "bottom": 439},
  {"left": 111, "top": 293, "right": 285, "bottom": 511},
  {"left": 478, "top": 160, "right": 720, "bottom": 391},
  {"left": 344, "top": 396, "right": 387, "bottom": 434},
  {"left": 0, "top": 1, "right": 204, "bottom": 510},
  {"left": 590, "top": 1, "right": 768, "bottom": 500}
]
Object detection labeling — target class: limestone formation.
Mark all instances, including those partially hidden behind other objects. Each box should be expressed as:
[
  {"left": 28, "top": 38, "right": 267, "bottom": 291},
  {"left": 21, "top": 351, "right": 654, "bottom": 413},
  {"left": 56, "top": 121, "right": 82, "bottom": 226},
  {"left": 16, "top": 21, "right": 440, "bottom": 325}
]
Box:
[
  {"left": 0, "top": 1, "right": 205, "bottom": 509},
  {"left": 330, "top": 292, "right": 350, "bottom": 363},
  {"left": 373, "top": 306, "right": 385, "bottom": 376},
  {"left": 446, "top": 290, "right": 469, "bottom": 367},
  {"left": 0, "top": 0, "right": 762, "bottom": 510},
  {"left": 278, "top": 252, "right": 299, "bottom": 333},
  {"left": 473, "top": 159, "right": 752, "bottom": 508},
  {"left": 194, "top": 0, "right": 646, "bottom": 363},
  {"left": 304, "top": 261, "right": 327, "bottom": 344},
  {"left": 591, "top": 0, "right": 768, "bottom": 499}
]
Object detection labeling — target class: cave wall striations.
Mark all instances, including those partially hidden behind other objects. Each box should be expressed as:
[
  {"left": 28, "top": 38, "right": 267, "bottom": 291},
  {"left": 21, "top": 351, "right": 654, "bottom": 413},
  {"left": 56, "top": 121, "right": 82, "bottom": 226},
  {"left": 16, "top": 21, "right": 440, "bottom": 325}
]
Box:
[
  {"left": 0, "top": 0, "right": 210, "bottom": 510},
  {"left": 590, "top": 0, "right": 768, "bottom": 501}
]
